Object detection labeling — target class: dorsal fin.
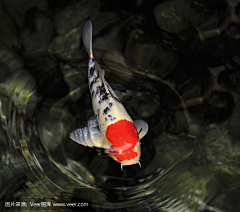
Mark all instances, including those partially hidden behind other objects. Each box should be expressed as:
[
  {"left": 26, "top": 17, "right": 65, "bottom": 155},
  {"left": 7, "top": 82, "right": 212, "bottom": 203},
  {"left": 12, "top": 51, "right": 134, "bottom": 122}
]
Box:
[{"left": 82, "top": 20, "right": 93, "bottom": 59}]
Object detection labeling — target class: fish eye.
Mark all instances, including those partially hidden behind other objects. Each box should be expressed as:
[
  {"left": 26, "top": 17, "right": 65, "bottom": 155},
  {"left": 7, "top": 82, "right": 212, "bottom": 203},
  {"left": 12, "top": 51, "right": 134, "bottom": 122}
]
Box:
[{"left": 109, "top": 145, "right": 115, "bottom": 152}]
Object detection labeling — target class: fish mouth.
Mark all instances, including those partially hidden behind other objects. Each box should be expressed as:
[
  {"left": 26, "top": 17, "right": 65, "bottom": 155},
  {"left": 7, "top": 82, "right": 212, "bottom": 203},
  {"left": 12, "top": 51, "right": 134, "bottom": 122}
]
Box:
[
  {"left": 109, "top": 143, "right": 141, "bottom": 166},
  {"left": 121, "top": 157, "right": 140, "bottom": 166},
  {"left": 121, "top": 144, "right": 141, "bottom": 166}
]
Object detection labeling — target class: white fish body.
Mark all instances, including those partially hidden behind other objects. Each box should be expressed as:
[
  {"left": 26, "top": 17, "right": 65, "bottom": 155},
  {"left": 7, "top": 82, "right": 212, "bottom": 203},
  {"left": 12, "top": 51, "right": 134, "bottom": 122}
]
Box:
[{"left": 70, "top": 21, "right": 148, "bottom": 166}]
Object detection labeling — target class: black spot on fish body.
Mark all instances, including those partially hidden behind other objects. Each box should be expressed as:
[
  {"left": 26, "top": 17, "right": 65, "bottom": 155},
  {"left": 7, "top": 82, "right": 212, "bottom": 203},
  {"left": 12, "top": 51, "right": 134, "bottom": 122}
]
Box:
[
  {"left": 95, "top": 86, "right": 101, "bottom": 97},
  {"left": 89, "top": 66, "right": 95, "bottom": 77},
  {"left": 91, "top": 90, "right": 95, "bottom": 97},
  {"left": 95, "top": 84, "right": 110, "bottom": 104},
  {"left": 100, "top": 86, "right": 106, "bottom": 96},
  {"left": 99, "top": 93, "right": 109, "bottom": 104},
  {"left": 97, "top": 70, "right": 100, "bottom": 78},
  {"left": 97, "top": 109, "right": 100, "bottom": 118},
  {"left": 107, "top": 114, "right": 116, "bottom": 121},
  {"left": 105, "top": 118, "right": 108, "bottom": 122},
  {"left": 103, "top": 107, "right": 110, "bottom": 115},
  {"left": 95, "top": 84, "right": 106, "bottom": 98},
  {"left": 109, "top": 103, "right": 113, "bottom": 107},
  {"left": 89, "top": 77, "right": 98, "bottom": 91},
  {"left": 103, "top": 92, "right": 109, "bottom": 99},
  {"left": 110, "top": 117, "right": 116, "bottom": 122}
]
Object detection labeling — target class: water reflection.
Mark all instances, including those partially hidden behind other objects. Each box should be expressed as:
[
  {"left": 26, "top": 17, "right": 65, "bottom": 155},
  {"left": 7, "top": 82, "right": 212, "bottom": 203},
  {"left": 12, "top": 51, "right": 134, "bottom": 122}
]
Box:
[{"left": 1, "top": 0, "right": 240, "bottom": 211}]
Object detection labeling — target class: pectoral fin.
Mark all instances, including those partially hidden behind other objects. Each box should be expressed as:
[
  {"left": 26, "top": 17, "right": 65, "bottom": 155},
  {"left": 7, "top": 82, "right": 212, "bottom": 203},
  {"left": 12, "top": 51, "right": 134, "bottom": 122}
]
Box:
[
  {"left": 70, "top": 117, "right": 103, "bottom": 148},
  {"left": 134, "top": 120, "right": 148, "bottom": 139}
]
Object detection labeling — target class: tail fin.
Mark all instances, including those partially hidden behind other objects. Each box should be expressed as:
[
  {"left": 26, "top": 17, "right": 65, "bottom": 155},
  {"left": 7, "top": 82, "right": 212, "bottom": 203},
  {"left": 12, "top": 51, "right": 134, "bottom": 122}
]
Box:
[{"left": 82, "top": 20, "right": 93, "bottom": 59}]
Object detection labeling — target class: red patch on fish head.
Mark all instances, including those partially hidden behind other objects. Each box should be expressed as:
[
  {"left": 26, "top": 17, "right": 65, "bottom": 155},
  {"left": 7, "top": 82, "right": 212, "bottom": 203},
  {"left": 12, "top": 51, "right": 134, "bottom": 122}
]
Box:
[{"left": 105, "top": 119, "right": 139, "bottom": 162}]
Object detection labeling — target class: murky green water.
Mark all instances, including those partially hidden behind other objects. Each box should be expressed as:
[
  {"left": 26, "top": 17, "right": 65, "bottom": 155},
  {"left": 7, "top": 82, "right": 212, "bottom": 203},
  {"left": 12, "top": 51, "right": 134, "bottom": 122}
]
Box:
[{"left": 1, "top": 0, "right": 240, "bottom": 211}]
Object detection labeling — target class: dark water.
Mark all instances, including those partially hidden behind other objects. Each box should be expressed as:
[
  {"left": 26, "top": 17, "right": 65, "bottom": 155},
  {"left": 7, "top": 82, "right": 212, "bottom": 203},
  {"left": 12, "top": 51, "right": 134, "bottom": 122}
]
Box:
[{"left": 1, "top": 0, "right": 240, "bottom": 211}]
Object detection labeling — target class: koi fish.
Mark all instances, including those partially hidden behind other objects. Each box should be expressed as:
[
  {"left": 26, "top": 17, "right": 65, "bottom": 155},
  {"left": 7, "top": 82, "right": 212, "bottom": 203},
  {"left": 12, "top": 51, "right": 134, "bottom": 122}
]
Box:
[{"left": 70, "top": 21, "right": 148, "bottom": 168}]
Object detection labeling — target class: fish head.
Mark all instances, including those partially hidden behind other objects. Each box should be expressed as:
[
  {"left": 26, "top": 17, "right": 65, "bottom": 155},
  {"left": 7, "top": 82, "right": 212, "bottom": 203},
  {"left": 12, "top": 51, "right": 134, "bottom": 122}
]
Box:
[{"left": 105, "top": 119, "right": 141, "bottom": 166}]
